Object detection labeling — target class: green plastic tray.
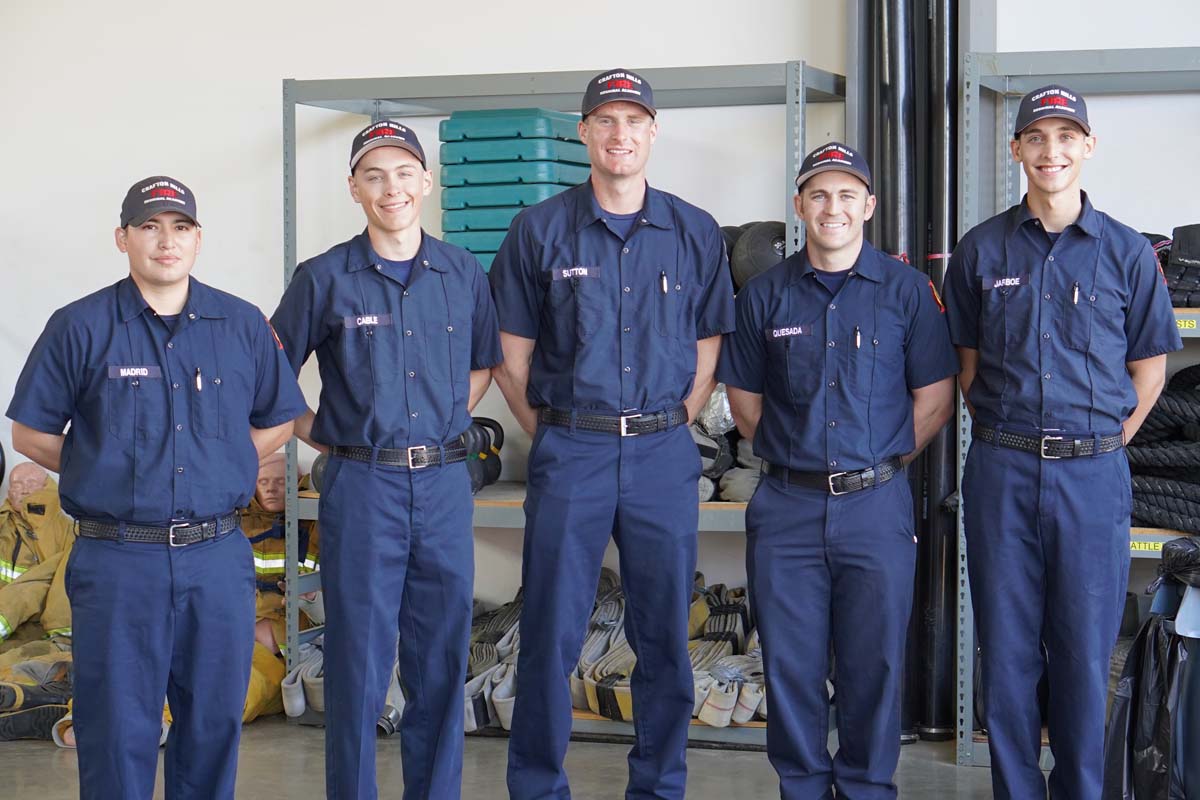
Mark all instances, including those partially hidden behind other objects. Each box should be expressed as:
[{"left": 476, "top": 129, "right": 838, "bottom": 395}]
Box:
[
  {"left": 444, "top": 231, "right": 508, "bottom": 252},
  {"left": 439, "top": 108, "right": 581, "bottom": 142},
  {"left": 439, "top": 138, "right": 589, "bottom": 166},
  {"left": 441, "top": 183, "right": 569, "bottom": 210},
  {"left": 441, "top": 207, "right": 522, "bottom": 232},
  {"left": 441, "top": 161, "right": 590, "bottom": 187}
]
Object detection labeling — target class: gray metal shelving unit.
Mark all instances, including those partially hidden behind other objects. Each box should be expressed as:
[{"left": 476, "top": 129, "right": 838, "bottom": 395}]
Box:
[
  {"left": 280, "top": 62, "right": 846, "bottom": 745},
  {"left": 955, "top": 46, "right": 1200, "bottom": 768}
]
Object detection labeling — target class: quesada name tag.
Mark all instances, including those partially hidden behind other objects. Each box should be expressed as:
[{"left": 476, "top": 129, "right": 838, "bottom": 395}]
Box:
[
  {"left": 107, "top": 366, "right": 163, "bottom": 379},
  {"left": 343, "top": 314, "right": 394, "bottom": 329},
  {"left": 768, "top": 324, "right": 812, "bottom": 339},
  {"left": 551, "top": 266, "right": 601, "bottom": 281},
  {"left": 984, "top": 274, "right": 1029, "bottom": 291}
]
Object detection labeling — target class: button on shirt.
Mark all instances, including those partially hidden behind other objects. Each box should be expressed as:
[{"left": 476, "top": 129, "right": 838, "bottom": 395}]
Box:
[
  {"left": 717, "top": 243, "right": 959, "bottom": 472},
  {"left": 270, "top": 231, "right": 503, "bottom": 448},
  {"left": 6, "top": 277, "right": 307, "bottom": 523},
  {"left": 944, "top": 194, "right": 1182, "bottom": 433},
  {"left": 488, "top": 181, "right": 735, "bottom": 414}
]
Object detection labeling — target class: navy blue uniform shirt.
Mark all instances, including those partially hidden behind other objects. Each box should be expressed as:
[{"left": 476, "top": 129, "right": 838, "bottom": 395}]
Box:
[
  {"left": 944, "top": 194, "right": 1182, "bottom": 433},
  {"left": 488, "top": 181, "right": 735, "bottom": 414},
  {"left": 717, "top": 242, "right": 959, "bottom": 473},
  {"left": 7, "top": 277, "right": 307, "bottom": 524},
  {"left": 270, "top": 231, "right": 503, "bottom": 448}
]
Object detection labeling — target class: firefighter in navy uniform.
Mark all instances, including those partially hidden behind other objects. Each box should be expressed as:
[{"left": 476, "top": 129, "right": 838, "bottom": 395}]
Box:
[
  {"left": 7, "top": 175, "right": 306, "bottom": 799},
  {"left": 944, "top": 86, "right": 1182, "bottom": 799},
  {"left": 719, "top": 142, "right": 958, "bottom": 799},
  {"left": 489, "top": 69, "right": 735, "bottom": 799},
  {"left": 270, "top": 121, "right": 502, "bottom": 800}
]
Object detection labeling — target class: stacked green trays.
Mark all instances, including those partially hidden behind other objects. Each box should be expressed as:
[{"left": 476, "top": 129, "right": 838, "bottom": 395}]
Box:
[{"left": 439, "top": 109, "right": 589, "bottom": 271}]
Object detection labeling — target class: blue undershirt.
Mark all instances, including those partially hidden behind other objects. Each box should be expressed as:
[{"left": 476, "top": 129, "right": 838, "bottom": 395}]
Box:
[
  {"left": 812, "top": 267, "right": 852, "bottom": 296},
  {"left": 379, "top": 256, "right": 415, "bottom": 286},
  {"left": 604, "top": 210, "right": 643, "bottom": 242}
]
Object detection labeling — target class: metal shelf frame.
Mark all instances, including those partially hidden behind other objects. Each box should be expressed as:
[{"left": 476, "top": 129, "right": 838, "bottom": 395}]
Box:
[
  {"left": 955, "top": 46, "right": 1200, "bottom": 768},
  {"left": 280, "top": 63, "right": 846, "bottom": 745}
]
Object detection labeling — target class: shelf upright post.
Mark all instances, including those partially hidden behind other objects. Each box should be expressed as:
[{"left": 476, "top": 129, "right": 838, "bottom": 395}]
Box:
[
  {"left": 786, "top": 61, "right": 804, "bottom": 256},
  {"left": 282, "top": 79, "right": 302, "bottom": 674}
]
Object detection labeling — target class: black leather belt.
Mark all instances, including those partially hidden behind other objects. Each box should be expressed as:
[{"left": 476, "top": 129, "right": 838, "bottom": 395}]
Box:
[
  {"left": 973, "top": 425, "right": 1124, "bottom": 459},
  {"left": 765, "top": 457, "right": 904, "bottom": 496},
  {"left": 330, "top": 441, "right": 468, "bottom": 469},
  {"left": 538, "top": 405, "right": 688, "bottom": 437},
  {"left": 77, "top": 512, "right": 240, "bottom": 547}
]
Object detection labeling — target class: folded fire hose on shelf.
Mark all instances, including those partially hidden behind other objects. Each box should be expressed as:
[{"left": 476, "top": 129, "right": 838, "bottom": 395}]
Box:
[{"left": 571, "top": 586, "right": 625, "bottom": 710}]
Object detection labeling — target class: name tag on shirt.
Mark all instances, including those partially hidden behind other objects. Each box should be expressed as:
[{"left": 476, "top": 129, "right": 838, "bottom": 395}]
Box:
[
  {"left": 107, "top": 366, "right": 163, "bottom": 379},
  {"left": 343, "top": 314, "right": 394, "bottom": 329},
  {"left": 983, "top": 274, "right": 1029, "bottom": 291},
  {"left": 768, "top": 324, "right": 812, "bottom": 339},
  {"left": 550, "top": 266, "right": 601, "bottom": 281}
]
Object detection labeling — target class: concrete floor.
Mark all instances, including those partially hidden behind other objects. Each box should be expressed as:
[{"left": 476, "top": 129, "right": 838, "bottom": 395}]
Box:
[{"left": 0, "top": 716, "right": 997, "bottom": 798}]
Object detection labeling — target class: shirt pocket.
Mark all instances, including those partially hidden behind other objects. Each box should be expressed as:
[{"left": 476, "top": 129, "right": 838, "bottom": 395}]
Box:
[
  {"left": 106, "top": 372, "right": 137, "bottom": 440},
  {"left": 654, "top": 265, "right": 685, "bottom": 338},
  {"left": 1060, "top": 289, "right": 1096, "bottom": 353},
  {"left": 980, "top": 273, "right": 1033, "bottom": 346},
  {"left": 339, "top": 313, "right": 393, "bottom": 388},
  {"left": 105, "top": 364, "right": 162, "bottom": 441},
  {"left": 846, "top": 321, "right": 879, "bottom": 396},
  {"left": 190, "top": 331, "right": 227, "bottom": 440}
]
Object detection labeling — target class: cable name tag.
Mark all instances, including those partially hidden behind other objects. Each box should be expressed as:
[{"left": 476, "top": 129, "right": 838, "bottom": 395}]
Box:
[
  {"left": 768, "top": 324, "right": 812, "bottom": 338},
  {"left": 343, "top": 314, "right": 394, "bottom": 328},
  {"left": 551, "top": 266, "right": 601, "bottom": 280},
  {"left": 107, "top": 366, "right": 163, "bottom": 379},
  {"left": 983, "top": 274, "right": 1029, "bottom": 291}
]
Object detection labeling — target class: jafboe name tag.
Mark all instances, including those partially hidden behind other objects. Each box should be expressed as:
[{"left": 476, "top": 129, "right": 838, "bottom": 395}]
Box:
[
  {"left": 343, "top": 314, "right": 394, "bottom": 329},
  {"left": 768, "top": 324, "right": 812, "bottom": 339},
  {"left": 983, "top": 274, "right": 1029, "bottom": 291},
  {"left": 550, "top": 266, "right": 601, "bottom": 281},
  {"left": 107, "top": 366, "right": 163, "bottom": 379}
]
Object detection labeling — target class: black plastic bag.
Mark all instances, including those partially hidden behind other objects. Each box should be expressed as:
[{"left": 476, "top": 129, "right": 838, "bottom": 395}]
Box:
[
  {"left": 1103, "top": 616, "right": 1188, "bottom": 799},
  {"left": 1146, "top": 536, "right": 1200, "bottom": 595}
]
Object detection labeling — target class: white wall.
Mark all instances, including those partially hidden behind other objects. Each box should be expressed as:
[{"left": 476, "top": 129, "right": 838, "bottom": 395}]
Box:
[{"left": 0, "top": 0, "right": 846, "bottom": 602}]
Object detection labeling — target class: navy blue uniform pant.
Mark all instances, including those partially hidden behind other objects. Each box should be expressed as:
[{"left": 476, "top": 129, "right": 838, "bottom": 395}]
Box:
[
  {"left": 507, "top": 423, "right": 700, "bottom": 800},
  {"left": 66, "top": 527, "right": 255, "bottom": 800},
  {"left": 963, "top": 441, "right": 1131, "bottom": 800},
  {"left": 319, "top": 454, "right": 474, "bottom": 800},
  {"left": 746, "top": 471, "right": 916, "bottom": 800}
]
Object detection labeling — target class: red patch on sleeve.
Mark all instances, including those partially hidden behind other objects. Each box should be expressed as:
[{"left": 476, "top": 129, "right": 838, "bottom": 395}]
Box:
[
  {"left": 264, "top": 316, "right": 284, "bottom": 349},
  {"left": 928, "top": 279, "right": 946, "bottom": 313}
]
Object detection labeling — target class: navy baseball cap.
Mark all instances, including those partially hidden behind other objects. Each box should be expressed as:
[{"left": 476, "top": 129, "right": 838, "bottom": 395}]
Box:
[
  {"left": 350, "top": 120, "right": 427, "bottom": 172},
  {"left": 1014, "top": 84, "right": 1091, "bottom": 138},
  {"left": 120, "top": 176, "right": 200, "bottom": 228},
  {"left": 582, "top": 69, "right": 656, "bottom": 117},
  {"left": 795, "top": 142, "right": 873, "bottom": 193}
]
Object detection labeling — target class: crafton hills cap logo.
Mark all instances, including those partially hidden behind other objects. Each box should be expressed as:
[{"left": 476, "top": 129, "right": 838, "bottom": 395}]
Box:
[{"left": 140, "top": 179, "right": 188, "bottom": 207}]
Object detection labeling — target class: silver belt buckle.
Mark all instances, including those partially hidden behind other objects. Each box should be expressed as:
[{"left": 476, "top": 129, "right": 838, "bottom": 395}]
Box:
[
  {"left": 827, "top": 471, "right": 850, "bottom": 496},
  {"left": 407, "top": 445, "right": 429, "bottom": 469},
  {"left": 1040, "top": 435, "right": 1064, "bottom": 460},
  {"left": 619, "top": 413, "right": 642, "bottom": 437},
  {"left": 168, "top": 521, "right": 190, "bottom": 547}
]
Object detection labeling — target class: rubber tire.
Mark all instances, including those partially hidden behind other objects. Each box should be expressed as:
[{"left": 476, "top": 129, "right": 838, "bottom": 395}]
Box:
[{"left": 731, "top": 221, "right": 787, "bottom": 291}]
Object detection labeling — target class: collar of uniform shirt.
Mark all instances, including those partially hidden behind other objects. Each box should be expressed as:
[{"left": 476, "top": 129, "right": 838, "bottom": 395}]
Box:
[
  {"left": 117, "top": 275, "right": 226, "bottom": 322},
  {"left": 572, "top": 179, "right": 674, "bottom": 232},
  {"left": 342, "top": 229, "right": 447, "bottom": 275},
  {"left": 1006, "top": 190, "right": 1103, "bottom": 240},
  {"left": 786, "top": 241, "right": 885, "bottom": 286}
]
